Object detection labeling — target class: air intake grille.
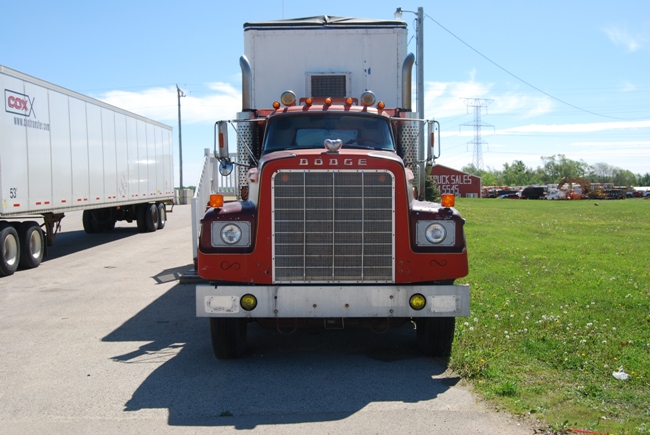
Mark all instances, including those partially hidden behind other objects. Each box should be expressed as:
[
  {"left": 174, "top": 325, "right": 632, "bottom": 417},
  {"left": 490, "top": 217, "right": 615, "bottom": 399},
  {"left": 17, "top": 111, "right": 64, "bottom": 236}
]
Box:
[
  {"left": 311, "top": 75, "right": 347, "bottom": 97},
  {"left": 273, "top": 170, "right": 394, "bottom": 283}
]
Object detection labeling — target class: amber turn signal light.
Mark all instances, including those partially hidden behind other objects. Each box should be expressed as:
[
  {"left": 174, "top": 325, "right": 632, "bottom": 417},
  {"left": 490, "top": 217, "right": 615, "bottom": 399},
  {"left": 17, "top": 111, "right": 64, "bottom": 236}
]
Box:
[
  {"left": 209, "top": 194, "right": 224, "bottom": 208},
  {"left": 441, "top": 194, "right": 455, "bottom": 208}
]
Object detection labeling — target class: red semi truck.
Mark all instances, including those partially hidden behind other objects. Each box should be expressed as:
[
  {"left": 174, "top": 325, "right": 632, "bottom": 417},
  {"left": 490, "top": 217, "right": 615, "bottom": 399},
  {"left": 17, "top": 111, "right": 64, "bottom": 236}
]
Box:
[{"left": 194, "top": 16, "right": 470, "bottom": 359}]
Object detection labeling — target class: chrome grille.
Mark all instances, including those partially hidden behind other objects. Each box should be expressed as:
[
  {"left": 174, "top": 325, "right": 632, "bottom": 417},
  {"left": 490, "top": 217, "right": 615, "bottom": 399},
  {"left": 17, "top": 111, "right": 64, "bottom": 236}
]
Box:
[{"left": 273, "top": 170, "right": 394, "bottom": 283}]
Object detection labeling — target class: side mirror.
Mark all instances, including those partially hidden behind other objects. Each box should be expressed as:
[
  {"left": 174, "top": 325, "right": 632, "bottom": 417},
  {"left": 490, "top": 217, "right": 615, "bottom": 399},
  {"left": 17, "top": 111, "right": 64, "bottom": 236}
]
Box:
[{"left": 219, "top": 160, "right": 233, "bottom": 176}]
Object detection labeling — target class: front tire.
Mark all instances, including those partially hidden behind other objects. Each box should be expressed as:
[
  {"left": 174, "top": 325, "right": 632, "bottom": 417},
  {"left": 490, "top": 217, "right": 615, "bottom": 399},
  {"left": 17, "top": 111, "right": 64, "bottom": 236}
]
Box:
[
  {"left": 210, "top": 318, "right": 247, "bottom": 359},
  {"left": 416, "top": 317, "right": 455, "bottom": 357},
  {"left": 0, "top": 223, "right": 20, "bottom": 277},
  {"left": 18, "top": 221, "right": 45, "bottom": 269}
]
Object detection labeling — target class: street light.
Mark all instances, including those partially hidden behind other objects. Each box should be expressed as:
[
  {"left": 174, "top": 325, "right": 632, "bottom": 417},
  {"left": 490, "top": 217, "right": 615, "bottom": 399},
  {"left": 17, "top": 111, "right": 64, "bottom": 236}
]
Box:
[{"left": 176, "top": 84, "right": 186, "bottom": 192}]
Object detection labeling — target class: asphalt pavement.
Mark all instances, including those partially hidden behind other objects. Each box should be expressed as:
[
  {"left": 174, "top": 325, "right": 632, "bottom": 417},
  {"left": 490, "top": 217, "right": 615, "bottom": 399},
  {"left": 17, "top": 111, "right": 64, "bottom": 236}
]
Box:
[{"left": 0, "top": 204, "right": 534, "bottom": 434}]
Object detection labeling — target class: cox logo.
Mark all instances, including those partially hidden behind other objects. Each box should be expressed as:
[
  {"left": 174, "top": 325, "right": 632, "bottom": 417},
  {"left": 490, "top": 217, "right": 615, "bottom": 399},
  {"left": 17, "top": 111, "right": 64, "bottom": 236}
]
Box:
[{"left": 5, "top": 90, "right": 35, "bottom": 117}]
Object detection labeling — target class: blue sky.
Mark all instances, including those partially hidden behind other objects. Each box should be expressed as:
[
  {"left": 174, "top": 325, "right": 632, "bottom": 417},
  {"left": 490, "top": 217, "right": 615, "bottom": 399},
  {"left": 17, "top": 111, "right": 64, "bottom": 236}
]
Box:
[{"left": 2, "top": 0, "right": 649, "bottom": 186}]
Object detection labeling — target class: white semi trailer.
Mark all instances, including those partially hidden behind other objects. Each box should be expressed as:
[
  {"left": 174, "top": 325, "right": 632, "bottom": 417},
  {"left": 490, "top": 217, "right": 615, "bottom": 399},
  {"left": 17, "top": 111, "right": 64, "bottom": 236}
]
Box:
[{"left": 1, "top": 65, "right": 174, "bottom": 277}]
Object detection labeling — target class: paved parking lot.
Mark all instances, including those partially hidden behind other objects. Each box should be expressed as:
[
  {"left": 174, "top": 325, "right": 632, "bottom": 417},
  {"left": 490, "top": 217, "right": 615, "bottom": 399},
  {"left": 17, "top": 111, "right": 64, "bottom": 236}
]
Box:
[{"left": 0, "top": 205, "right": 532, "bottom": 434}]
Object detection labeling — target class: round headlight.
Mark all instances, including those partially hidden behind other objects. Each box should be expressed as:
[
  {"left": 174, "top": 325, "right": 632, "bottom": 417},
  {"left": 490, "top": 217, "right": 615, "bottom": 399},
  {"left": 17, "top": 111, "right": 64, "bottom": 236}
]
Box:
[
  {"left": 220, "top": 223, "right": 242, "bottom": 245},
  {"left": 425, "top": 223, "right": 446, "bottom": 244},
  {"left": 280, "top": 90, "right": 297, "bottom": 106}
]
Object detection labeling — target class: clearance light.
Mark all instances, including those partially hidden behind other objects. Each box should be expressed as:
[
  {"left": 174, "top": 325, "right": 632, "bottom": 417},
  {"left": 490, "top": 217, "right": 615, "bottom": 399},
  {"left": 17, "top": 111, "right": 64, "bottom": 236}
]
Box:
[
  {"left": 345, "top": 97, "right": 354, "bottom": 105},
  {"left": 241, "top": 186, "right": 249, "bottom": 201},
  {"left": 305, "top": 97, "right": 313, "bottom": 106},
  {"left": 441, "top": 194, "right": 455, "bottom": 208},
  {"left": 280, "top": 90, "right": 297, "bottom": 106},
  {"left": 273, "top": 101, "right": 281, "bottom": 109},
  {"left": 377, "top": 101, "right": 385, "bottom": 109},
  {"left": 409, "top": 294, "right": 426, "bottom": 310},
  {"left": 325, "top": 97, "right": 332, "bottom": 105},
  {"left": 240, "top": 294, "right": 258, "bottom": 311},
  {"left": 209, "top": 194, "right": 224, "bottom": 208}
]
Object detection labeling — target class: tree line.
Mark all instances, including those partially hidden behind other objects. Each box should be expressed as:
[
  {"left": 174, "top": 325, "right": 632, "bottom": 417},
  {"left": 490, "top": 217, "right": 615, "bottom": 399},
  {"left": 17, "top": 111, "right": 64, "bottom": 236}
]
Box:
[{"left": 461, "top": 154, "right": 650, "bottom": 187}]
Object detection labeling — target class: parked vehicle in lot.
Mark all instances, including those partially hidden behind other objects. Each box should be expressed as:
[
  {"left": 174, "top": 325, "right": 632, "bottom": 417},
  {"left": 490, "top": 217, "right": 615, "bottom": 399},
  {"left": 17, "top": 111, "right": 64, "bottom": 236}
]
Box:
[
  {"left": 1, "top": 65, "right": 174, "bottom": 277},
  {"left": 193, "top": 15, "right": 470, "bottom": 359}
]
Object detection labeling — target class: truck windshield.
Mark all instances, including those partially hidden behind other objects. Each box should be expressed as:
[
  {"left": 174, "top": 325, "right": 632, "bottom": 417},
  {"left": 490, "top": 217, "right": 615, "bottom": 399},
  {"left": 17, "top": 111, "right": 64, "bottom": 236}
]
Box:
[{"left": 262, "top": 113, "right": 395, "bottom": 153}]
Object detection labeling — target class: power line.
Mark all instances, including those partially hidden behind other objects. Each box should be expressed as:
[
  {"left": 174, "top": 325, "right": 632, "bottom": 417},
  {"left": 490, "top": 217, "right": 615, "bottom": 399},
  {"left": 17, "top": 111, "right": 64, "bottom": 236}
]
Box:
[{"left": 424, "top": 14, "right": 650, "bottom": 121}]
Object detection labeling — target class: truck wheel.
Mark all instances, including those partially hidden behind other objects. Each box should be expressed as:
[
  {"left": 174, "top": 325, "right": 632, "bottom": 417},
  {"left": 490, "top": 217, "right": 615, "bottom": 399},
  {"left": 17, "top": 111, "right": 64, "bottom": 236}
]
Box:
[
  {"left": 210, "top": 318, "right": 247, "bottom": 359},
  {"left": 156, "top": 203, "right": 166, "bottom": 230},
  {"left": 0, "top": 223, "right": 20, "bottom": 277},
  {"left": 415, "top": 317, "right": 455, "bottom": 358},
  {"left": 18, "top": 221, "right": 45, "bottom": 269},
  {"left": 145, "top": 204, "right": 158, "bottom": 232},
  {"left": 82, "top": 210, "right": 97, "bottom": 234}
]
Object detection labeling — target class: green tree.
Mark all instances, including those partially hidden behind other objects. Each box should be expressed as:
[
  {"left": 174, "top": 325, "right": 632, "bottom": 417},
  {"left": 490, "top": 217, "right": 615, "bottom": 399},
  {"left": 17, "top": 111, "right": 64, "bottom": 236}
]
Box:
[
  {"left": 425, "top": 175, "right": 441, "bottom": 202},
  {"left": 541, "top": 154, "right": 588, "bottom": 181},
  {"left": 502, "top": 160, "right": 532, "bottom": 186}
]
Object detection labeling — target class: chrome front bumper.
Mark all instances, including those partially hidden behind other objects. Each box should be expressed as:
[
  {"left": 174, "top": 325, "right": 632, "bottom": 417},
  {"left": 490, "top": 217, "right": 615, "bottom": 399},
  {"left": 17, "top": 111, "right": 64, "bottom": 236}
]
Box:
[{"left": 196, "top": 284, "right": 470, "bottom": 318}]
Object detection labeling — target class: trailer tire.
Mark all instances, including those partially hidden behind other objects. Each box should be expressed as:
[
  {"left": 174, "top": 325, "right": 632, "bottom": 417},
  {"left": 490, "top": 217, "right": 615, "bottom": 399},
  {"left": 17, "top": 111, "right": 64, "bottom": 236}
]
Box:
[
  {"left": 0, "top": 223, "right": 20, "bottom": 277},
  {"left": 102, "top": 219, "right": 116, "bottom": 232},
  {"left": 210, "top": 318, "right": 247, "bottom": 359},
  {"left": 18, "top": 221, "right": 45, "bottom": 269},
  {"left": 156, "top": 203, "right": 166, "bottom": 230},
  {"left": 415, "top": 317, "right": 455, "bottom": 358},
  {"left": 145, "top": 204, "right": 158, "bottom": 233},
  {"left": 82, "top": 210, "right": 97, "bottom": 234},
  {"left": 136, "top": 205, "right": 147, "bottom": 232}
]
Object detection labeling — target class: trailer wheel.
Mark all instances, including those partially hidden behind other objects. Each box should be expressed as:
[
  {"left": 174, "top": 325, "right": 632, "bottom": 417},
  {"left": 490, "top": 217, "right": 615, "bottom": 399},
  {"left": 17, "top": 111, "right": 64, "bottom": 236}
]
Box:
[
  {"left": 210, "top": 318, "right": 247, "bottom": 359},
  {"left": 156, "top": 203, "right": 166, "bottom": 230},
  {"left": 18, "top": 221, "right": 45, "bottom": 269},
  {"left": 0, "top": 223, "right": 20, "bottom": 277},
  {"left": 102, "top": 219, "right": 116, "bottom": 232},
  {"left": 145, "top": 204, "right": 158, "bottom": 232},
  {"left": 415, "top": 317, "right": 455, "bottom": 358},
  {"left": 82, "top": 210, "right": 97, "bottom": 234},
  {"left": 136, "top": 205, "right": 147, "bottom": 232}
]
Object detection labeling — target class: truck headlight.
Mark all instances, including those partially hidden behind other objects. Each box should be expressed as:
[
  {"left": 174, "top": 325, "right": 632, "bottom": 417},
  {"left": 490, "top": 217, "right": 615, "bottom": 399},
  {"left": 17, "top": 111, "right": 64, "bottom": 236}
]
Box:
[
  {"left": 425, "top": 223, "right": 446, "bottom": 244},
  {"left": 416, "top": 220, "right": 456, "bottom": 246},
  {"left": 211, "top": 222, "right": 251, "bottom": 247},
  {"left": 221, "top": 224, "right": 242, "bottom": 244}
]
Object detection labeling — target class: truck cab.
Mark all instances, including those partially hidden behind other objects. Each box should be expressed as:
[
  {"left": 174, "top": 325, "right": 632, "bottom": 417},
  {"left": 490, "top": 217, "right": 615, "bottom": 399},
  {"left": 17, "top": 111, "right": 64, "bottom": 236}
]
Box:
[{"left": 194, "top": 16, "right": 470, "bottom": 359}]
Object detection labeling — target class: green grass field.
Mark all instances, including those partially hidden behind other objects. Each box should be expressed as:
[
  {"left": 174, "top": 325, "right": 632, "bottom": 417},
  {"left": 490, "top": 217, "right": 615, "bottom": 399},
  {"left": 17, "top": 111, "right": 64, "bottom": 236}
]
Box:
[{"left": 449, "top": 198, "right": 650, "bottom": 433}]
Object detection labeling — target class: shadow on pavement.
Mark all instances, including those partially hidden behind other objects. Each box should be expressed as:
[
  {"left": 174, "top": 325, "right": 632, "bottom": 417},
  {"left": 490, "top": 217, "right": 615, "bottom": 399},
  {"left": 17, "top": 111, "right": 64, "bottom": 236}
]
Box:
[
  {"left": 103, "top": 278, "right": 459, "bottom": 428},
  {"left": 45, "top": 227, "right": 139, "bottom": 261}
]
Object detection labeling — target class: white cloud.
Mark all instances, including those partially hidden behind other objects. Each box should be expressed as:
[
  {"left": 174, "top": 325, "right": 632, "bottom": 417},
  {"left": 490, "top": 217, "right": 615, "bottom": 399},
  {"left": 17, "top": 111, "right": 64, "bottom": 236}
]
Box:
[
  {"left": 603, "top": 25, "right": 646, "bottom": 52},
  {"left": 98, "top": 83, "right": 241, "bottom": 125},
  {"left": 499, "top": 119, "right": 650, "bottom": 134},
  {"left": 424, "top": 79, "right": 553, "bottom": 119}
]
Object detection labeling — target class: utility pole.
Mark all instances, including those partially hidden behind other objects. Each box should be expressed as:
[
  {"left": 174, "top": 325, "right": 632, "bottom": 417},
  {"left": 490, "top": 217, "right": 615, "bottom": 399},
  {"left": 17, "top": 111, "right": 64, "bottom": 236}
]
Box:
[
  {"left": 176, "top": 84, "right": 186, "bottom": 190},
  {"left": 460, "top": 98, "right": 494, "bottom": 171}
]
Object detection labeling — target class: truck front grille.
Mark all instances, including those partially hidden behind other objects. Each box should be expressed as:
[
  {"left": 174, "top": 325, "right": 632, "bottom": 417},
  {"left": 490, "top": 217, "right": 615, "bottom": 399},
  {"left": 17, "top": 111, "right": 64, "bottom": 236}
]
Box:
[{"left": 272, "top": 170, "right": 395, "bottom": 283}]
